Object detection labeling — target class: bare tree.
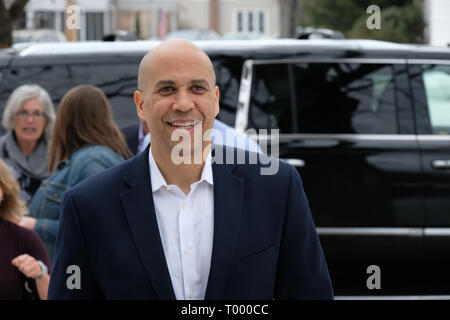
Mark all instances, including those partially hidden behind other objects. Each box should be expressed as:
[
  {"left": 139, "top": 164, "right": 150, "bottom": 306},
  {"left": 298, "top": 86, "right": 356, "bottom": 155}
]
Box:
[{"left": 0, "top": 0, "right": 29, "bottom": 48}]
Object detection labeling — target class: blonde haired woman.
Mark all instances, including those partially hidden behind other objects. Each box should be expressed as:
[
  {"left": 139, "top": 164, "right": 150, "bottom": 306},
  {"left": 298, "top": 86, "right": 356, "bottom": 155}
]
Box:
[{"left": 0, "top": 159, "right": 50, "bottom": 300}]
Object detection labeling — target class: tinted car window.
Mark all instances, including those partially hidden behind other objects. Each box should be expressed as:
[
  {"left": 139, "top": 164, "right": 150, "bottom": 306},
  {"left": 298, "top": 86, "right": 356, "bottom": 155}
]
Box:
[
  {"left": 0, "top": 55, "right": 240, "bottom": 135},
  {"left": 422, "top": 64, "right": 450, "bottom": 135},
  {"left": 212, "top": 57, "right": 242, "bottom": 127},
  {"left": 248, "top": 62, "right": 399, "bottom": 134},
  {"left": 0, "top": 59, "right": 140, "bottom": 133},
  {"left": 248, "top": 63, "right": 293, "bottom": 133}
]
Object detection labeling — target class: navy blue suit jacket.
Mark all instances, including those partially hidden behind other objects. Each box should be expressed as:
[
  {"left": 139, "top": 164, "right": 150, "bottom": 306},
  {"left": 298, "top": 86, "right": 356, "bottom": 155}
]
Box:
[
  {"left": 120, "top": 124, "right": 139, "bottom": 155},
  {"left": 48, "top": 146, "right": 333, "bottom": 299}
]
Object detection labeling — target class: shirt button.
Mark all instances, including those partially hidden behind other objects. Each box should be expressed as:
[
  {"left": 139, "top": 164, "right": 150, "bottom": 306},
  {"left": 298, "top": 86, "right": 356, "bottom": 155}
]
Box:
[
  {"left": 184, "top": 247, "right": 191, "bottom": 254},
  {"left": 188, "top": 292, "right": 194, "bottom": 298},
  {"left": 181, "top": 203, "right": 187, "bottom": 210}
]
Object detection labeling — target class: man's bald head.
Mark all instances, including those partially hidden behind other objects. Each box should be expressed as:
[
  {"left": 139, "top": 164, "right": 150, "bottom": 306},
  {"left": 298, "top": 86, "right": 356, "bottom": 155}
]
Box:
[{"left": 137, "top": 39, "right": 216, "bottom": 92}]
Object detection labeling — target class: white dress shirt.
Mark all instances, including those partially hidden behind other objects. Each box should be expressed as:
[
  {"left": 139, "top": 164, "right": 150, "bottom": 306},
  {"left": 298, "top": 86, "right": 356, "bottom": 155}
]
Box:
[{"left": 148, "top": 147, "right": 214, "bottom": 300}]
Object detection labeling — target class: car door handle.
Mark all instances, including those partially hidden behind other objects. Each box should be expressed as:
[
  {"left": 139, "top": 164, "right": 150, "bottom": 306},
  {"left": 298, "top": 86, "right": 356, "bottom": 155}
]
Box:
[
  {"left": 282, "top": 158, "right": 305, "bottom": 168},
  {"left": 431, "top": 160, "right": 450, "bottom": 169}
]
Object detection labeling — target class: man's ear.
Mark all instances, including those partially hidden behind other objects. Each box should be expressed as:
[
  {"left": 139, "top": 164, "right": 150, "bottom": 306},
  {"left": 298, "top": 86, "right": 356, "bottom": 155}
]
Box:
[
  {"left": 214, "top": 85, "right": 220, "bottom": 117},
  {"left": 134, "top": 90, "right": 146, "bottom": 120}
]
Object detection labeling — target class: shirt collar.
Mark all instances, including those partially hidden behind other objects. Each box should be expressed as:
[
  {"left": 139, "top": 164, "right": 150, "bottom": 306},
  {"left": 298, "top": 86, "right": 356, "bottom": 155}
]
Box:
[
  {"left": 148, "top": 147, "right": 167, "bottom": 192},
  {"left": 200, "top": 152, "right": 214, "bottom": 186},
  {"left": 148, "top": 147, "right": 214, "bottom": 193}
]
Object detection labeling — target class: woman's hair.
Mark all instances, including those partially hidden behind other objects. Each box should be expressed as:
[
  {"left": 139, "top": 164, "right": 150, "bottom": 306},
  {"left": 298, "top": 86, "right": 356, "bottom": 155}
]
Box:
[
  {"left": 48, "top": 85, "right": 132, "bottom": 172},
  {"left": 0, "top": 159, "right": 27, "bottom": 221},
  {"left": 2, "top": 84, "right": 56, "bottom": 137}
]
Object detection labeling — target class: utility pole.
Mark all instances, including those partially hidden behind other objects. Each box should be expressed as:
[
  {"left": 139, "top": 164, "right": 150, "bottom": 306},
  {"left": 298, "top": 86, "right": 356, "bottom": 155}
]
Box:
[
  {"left": 209, "top": 0, "right": 218, "bottom": 33},
  {"left": 65, "top": 0, "right": 78, "bottom": 41},
  {"left": 280, "top": 0, "right": 299, "bottom": 38}
]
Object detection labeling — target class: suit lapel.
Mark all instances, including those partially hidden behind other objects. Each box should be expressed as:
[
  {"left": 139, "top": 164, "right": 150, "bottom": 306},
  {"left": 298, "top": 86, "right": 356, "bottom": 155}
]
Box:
[
  {"left": 120, "top": 147, "right": 176, "bottom": 300},
  {"left": 205, "top": 146, "right": 244, "bottom": 299},
  {"left": 119, "top": 145, "right": 244, "bottom": 300}
]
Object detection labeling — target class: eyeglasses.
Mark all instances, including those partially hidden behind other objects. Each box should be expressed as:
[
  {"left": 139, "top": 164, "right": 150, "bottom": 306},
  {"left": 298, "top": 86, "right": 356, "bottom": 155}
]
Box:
[{"left": 16, "top": 110, "right": 45, "bottom": 120}]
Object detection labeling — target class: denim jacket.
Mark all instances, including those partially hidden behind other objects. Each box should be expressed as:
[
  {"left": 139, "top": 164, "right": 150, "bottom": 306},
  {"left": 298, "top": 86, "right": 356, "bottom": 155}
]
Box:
[{"left": 28, "top": 145, "right": 125, "bottom": 261}]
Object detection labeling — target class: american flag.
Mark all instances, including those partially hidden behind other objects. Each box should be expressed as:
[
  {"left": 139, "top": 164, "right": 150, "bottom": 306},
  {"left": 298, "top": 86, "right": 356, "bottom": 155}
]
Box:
[{"left": 157, "top": 8, "right": 167, "bottom": 39}]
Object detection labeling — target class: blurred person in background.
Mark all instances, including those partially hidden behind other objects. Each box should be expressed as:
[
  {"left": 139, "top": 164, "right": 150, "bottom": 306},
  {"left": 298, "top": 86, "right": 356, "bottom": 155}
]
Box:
[
  {"left": 0, "top": 85, "right": 55, "bottom": 204},
  {"left": 22, "top": 85, "right": 132, "bottom": 262},
  {"left": 121, "top": 118, "right": 150, "bottom": 155},
  {"left": 0, "top": 158, "right": 50, "bottom": 300}
]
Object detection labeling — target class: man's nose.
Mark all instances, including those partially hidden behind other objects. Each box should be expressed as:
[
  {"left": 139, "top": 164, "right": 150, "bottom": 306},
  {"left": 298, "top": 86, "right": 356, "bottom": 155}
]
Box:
[{"left": 172, "top": 90, "right": 194, "bottom": 112}]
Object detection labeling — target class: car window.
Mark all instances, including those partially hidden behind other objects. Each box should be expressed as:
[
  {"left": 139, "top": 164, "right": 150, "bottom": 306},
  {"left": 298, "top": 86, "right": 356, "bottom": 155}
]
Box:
[
  {"left": 211, "top": 57, "right": 242, "bottom": 127},
  {"left": 248, "top": 63, "right": 293, "bottom": 133},
  {"left": 422, "top": 64, "right": 450, "bottom": 135},
  {"left": 248, "top": 62, "right": 399, "bottom": 134},
  {"left": 0, "top": 56, "right": 241, "bottom": 134},
  {"left": 13, "top": 35, "right": 32, "bottom": 43},
  {"left": 0, "top": 60, "right": 140, "bottom": 132},
  {"left": 36, "top": 35, "right": 62, "bottom": 42}
]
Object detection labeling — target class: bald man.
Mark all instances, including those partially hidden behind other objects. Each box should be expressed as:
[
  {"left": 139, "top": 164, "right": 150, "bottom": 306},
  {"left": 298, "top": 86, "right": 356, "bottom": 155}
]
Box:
[{"left": 48, "top": 40, "right": 333, "bottom": 300}]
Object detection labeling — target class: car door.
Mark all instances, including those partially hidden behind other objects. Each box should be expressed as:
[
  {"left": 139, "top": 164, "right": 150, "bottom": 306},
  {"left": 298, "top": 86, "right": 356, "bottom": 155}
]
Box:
[
  {"left": 409, "top": 61, "right": 450, "bottom": 294},
  {"left": 236, "top": 58, "right": 424, "bottom": 295}
]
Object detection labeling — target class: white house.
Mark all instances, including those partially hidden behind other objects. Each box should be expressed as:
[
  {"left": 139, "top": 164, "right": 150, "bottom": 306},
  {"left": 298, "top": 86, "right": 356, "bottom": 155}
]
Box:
[
  {"left": 115, "top": 0, "right": 177, "bottom": 39},
  {"left": 20, "top": 0, "right": 112, "bottom": 41},
  {"left": 424, "top": 0, "right": 450, "bottom": 46},
  {"left": 176, "top": 0, "right": 281, "bottom": 38}
]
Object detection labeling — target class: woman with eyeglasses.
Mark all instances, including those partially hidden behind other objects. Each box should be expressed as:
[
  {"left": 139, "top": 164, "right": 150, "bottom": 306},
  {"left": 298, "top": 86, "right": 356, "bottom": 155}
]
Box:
[{"left": 0, "top": 85, "right": 56, "bottom": 205}]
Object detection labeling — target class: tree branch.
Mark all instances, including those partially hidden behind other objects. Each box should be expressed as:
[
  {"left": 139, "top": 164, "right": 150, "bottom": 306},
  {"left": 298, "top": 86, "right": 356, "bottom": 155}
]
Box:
[
  {"left": 9, "top": 0, "right": 29, "bottom": 20},
  {"left": 0, "top": 1, "right": 6, "bottom": 13}
]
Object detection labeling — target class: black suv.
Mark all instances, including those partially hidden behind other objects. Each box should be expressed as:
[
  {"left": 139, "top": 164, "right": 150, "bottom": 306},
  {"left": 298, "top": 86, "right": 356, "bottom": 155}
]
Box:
[{"left": 1, "top": 40, "right": 449, "bottom": 297}]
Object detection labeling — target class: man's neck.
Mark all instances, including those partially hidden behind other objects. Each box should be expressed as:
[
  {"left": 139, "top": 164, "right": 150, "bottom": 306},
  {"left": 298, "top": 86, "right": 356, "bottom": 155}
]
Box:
[{"left": 151, "top": 143, "right": 211, "bottom": 195}]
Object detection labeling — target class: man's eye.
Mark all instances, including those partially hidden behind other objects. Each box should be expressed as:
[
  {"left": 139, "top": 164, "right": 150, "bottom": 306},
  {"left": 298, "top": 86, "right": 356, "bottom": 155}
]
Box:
[
  {"left": 192, "top": 86, "right": 206, "bottom": 92},
  {"left": 159, "top": 87, "right": 175, "bottom": 93}
]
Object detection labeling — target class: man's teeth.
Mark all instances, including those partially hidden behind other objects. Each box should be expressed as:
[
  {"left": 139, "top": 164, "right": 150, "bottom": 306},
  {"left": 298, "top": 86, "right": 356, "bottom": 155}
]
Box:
[{"left": 169, "top": 121, "right": 198, "bottom": 127}]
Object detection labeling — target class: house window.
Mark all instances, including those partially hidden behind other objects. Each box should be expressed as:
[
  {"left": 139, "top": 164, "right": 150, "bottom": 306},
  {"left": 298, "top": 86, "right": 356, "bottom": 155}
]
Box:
[
  {"left": 60, "top": 12, "right": 66, "bottom": 32},
  {"left": 248, "top": 12, "right": 253, "bottom": 32},
  {"left": 236, "top": 10, "right": 265, "bottom": 34},
  {"left": 237, "top": 11, "right": 243, "bottom": 32},
  {"left": 86, "top": 12, "right": 104, "bottom": 40},
  {"left": 259, "top": 11, "right": 264, "bottom": 33},
  {"left": 34, "top": 11, "right": 55, "bottom": 29}
]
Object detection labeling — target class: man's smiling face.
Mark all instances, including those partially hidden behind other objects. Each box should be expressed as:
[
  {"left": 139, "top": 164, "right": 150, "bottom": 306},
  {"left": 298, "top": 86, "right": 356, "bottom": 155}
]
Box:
[{"left": 135, "top": 40, "right": 219, "bottom": 157}]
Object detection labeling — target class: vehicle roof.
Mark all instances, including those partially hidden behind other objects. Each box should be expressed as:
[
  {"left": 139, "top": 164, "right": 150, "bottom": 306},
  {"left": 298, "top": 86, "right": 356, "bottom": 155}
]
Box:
[
  {"left": 13, "top": 29, "right": 65, "bottom": 35},
  {"left": 2, "top": 39, "right": 450, "bottom": 60}
]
